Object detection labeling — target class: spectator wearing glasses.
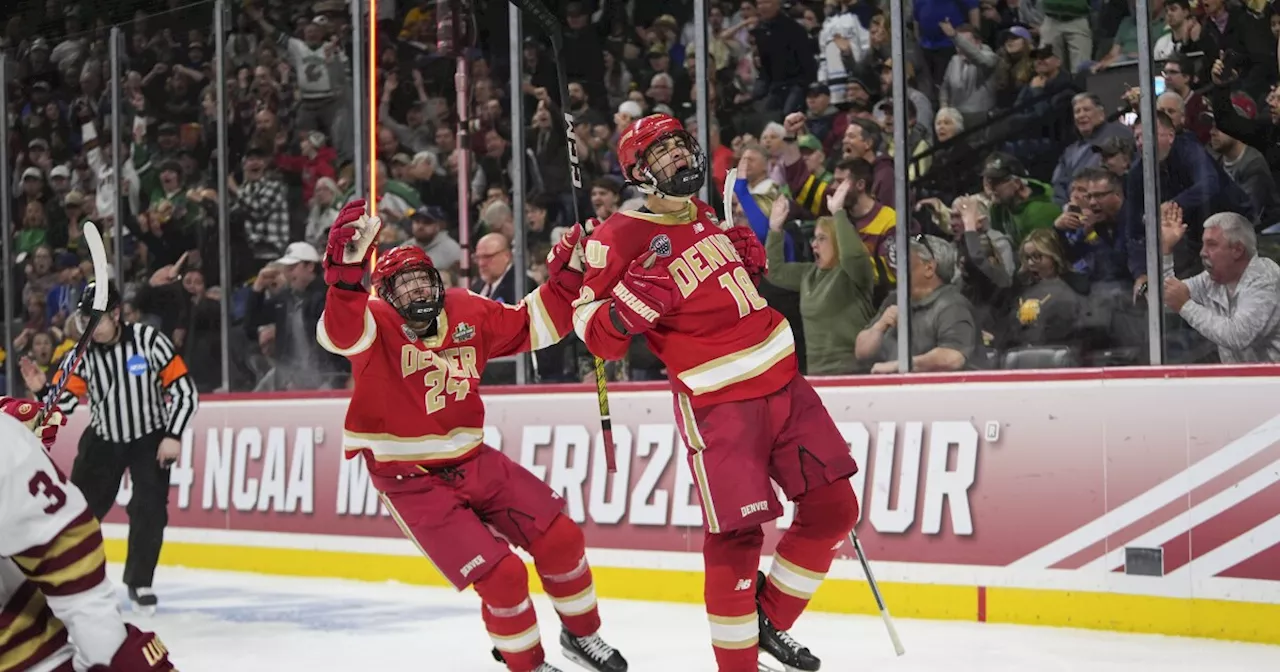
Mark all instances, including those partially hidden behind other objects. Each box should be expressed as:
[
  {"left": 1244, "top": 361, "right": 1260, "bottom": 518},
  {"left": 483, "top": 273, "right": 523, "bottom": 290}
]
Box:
[
  {"left": 1162, "top": 55, "right": 1211, "bottom": 144},
  {"left": 763, "top": 180, "right": 876, "bottom": 375},
  {"left": 855, "top": 234, "right": 979, "bottom": 373},
  {"left": 1010, "top": 228, "right": 1088, "bottom": 349},
  {"left": 1057, "top": 168, "right": 1132, "bottom": 288},
  {"left": 472, "top": 232, "right": 515, "bottom": 304}
]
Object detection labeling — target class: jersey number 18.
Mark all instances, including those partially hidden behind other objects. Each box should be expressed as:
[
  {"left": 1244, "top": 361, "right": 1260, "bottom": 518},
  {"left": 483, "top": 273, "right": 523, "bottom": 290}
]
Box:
[{"left": 718, "top": 267, "right": 768, "bottom": 318}]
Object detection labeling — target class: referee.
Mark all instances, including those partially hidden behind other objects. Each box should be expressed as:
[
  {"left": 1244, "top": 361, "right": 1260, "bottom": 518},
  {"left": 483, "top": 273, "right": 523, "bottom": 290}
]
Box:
[{"left": 21, "top": 281, "right": 199, "bottom": 613}]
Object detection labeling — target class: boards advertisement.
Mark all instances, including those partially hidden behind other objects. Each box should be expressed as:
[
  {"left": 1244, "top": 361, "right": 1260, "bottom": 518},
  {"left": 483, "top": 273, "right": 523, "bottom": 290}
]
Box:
[{"left": 50, "top": 367, "right": 1280, "bottom": 644}]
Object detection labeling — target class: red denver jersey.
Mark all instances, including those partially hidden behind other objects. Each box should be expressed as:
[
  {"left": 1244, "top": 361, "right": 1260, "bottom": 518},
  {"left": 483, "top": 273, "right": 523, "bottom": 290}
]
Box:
[
  {"left": 574, "top": 199, "right": 797, "bottom": 408},
  {"left": 318, "top": 282, "right": 576, "bottom": 478}
]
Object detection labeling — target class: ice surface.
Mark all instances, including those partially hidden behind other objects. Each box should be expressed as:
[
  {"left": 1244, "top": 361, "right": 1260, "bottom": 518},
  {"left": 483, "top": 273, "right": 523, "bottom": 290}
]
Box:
[{"left": 112, "top": 567, "right": 1280, "bottom": 671}]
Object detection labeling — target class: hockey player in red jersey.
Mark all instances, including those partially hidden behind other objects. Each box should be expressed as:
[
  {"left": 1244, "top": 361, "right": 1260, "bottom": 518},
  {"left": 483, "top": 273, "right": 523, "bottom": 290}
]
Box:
[
  {"left": 0, "top": 396, "right": 177, "bottom": 672},
  {"left": 316, "top": 200, "right": 626, "bottom": 672},
  {"left": 573, "top": 115, "right": 861, "bottom": 672}
]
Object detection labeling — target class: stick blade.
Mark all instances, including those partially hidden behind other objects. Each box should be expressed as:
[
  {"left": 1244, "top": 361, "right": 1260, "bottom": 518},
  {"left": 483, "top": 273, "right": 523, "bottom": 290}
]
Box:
[
  {"left": 721, "top": 168, "right": 737, "bottom": 231},
  {"left": 81, "top": 221, "right": 110, "bottom": 312}
]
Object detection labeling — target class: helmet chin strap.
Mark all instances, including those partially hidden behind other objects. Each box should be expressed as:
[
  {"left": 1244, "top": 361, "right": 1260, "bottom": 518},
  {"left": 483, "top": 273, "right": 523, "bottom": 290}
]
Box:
[
  {"left": 637, "top": 181, "right": 695, "bottom": 202},
  {"left": 634, "top": 165, "right": 698, "bottom": 202},
  {"left": 408, "top": 319, "right": 437, "bottom": 336}
]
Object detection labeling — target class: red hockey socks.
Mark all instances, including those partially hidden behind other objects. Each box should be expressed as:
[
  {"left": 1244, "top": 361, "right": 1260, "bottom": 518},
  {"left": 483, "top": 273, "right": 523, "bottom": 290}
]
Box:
[
  {"left": 761, "top": 480, "right": 860, "bottom": 631},
  {"left": 529, "top": 514, "right": 602, "bottom": 638},
  {"left": 702, "top": 526, "right": 765, "bottom": 672},
  {"left": 474, "top": 554, "right": 544, "bottom": 672}
]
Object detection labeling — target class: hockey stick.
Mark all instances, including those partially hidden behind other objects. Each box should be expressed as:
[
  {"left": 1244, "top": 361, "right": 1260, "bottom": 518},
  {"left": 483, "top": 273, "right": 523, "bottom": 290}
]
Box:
[
  {"left": 849, "top": 530, "right": 906, "bottom": 656},
  {"left": 37, "top": 221, "right": 109, "bottom": 425},
  {"left": 720, "top": 167, "right": 737, "bottom": 232},
  {"left": 507, "top": 0, "right": 617, "bottom": 472}
]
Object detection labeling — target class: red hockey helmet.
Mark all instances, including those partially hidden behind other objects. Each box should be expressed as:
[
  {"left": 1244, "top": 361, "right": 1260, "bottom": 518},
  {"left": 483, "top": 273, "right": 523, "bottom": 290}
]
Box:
[
  {"left": 618, "top": 114, "right": 706, "bottom": 199},
  {"left": 372, "top": 245, "right": 445, "bottom": 324}
]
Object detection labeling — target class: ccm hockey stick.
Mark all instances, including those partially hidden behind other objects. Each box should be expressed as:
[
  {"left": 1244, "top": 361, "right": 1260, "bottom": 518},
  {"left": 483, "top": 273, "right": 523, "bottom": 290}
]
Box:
[
  {"left": 37, "top": 220, "right": 109, "bottom": 425},
  {"left": 850, "top": 530, "right": 906, "bottom": 656},
  {"left": 507, "top": 0, "right": 617, "bottom": 472}
]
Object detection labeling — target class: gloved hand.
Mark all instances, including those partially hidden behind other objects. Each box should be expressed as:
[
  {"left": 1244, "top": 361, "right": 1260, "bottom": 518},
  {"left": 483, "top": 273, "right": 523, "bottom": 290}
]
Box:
[
  {"left": 546, "top": 223, "right": 586, "bottom": 296},
  {"left": 324, "top": 199, "right": 381, "bottom": 286},
  {"left": 88, "top": 624, "right": 175, "bottom": 671},
  {"left": 610, "top": 253, "right": 682, "bottom": 335},
  {"left": 725, "top": 226, "right": 767, "bottom": 283},
  {"left": 0, "top": 396, "right": 66, "bottom": 450}
]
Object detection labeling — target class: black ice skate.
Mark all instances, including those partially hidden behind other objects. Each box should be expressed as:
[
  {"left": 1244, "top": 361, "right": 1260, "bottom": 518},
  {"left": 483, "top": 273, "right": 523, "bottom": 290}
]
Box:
[
  {"left": 559, "top": 629, "right": 628, "bottom": 672},
  {"left": 128, "top": 586, "right": 158, "bottom": 616},
  {"left": 488, "top": 648, "right": 567, "bottom": 672},
  {"left": 756, "top": 572, "right": 821, "bottom": 672}
]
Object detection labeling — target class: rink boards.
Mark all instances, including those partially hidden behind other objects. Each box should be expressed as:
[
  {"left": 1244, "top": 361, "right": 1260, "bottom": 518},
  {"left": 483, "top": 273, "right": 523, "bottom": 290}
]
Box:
[{"left": 53, "top": 365, "right": 1280, "bottom": 645}]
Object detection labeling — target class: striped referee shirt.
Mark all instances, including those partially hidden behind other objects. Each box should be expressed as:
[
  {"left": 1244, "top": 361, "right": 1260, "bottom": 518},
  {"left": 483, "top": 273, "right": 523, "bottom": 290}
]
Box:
[{"left": 51, "top": 322, "right": 199, "bottom": 444}]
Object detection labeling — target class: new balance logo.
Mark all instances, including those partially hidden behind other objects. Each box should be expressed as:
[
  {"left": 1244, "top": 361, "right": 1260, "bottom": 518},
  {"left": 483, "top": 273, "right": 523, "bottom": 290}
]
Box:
[{"left": 735, "top": 578, "right": 753, "bottom": 591}]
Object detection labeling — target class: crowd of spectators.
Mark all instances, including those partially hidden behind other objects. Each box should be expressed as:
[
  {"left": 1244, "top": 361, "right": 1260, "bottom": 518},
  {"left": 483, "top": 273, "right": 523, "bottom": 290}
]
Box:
[{"left": 4, "top": 0, "right": 1280, "bottom": 395}]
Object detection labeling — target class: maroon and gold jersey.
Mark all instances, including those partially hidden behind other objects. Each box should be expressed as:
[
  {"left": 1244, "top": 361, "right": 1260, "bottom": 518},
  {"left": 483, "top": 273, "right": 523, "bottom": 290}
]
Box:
[
  {"left": 574, "top": 199, "right": 797, "bottom": 409},
  {"left": 318, "top": 282, "right": 577, "bottom": 478},
  {"left": 0, "top": 414, "right": 127, "bottom": 672}
]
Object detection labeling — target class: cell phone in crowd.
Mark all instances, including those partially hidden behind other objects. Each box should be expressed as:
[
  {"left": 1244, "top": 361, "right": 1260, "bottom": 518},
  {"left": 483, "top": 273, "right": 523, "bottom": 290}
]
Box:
[
  {"left": 1154, "top": 76, "right": 1166, "bottom": 97},
  {"left": 1066, "top": 204, "right": 1082, "bottom": 215}
]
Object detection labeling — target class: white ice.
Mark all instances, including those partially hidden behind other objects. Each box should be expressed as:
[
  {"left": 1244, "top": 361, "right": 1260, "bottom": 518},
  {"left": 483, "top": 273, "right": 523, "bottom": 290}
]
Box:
[{"left": 110, "top": 566, "right": 1280, "bottom": 671}]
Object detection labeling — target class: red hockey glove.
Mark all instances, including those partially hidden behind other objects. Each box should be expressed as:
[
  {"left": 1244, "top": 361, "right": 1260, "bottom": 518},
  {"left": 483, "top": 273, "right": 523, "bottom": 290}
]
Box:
[
  {"left": 88, "top": 624, "right": 176, "bottom": 671},
  {"left": 546, "top": 223, "right": 585, "bottom": 295},
  {"left": 0, "top": 396, "right": 65, "bottom": 450},
  {"left": 324, "top": 199, "right": 381, "bottom": 286},
  {"left": 610, "top": 254, "right": 682, "bottom": 335},
  {"left": 726, "top": 226, "right": 767, "bottom": 283}
]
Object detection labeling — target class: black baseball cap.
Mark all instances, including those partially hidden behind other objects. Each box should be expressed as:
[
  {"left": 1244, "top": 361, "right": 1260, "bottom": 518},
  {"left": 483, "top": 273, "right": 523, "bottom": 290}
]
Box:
[
  {"left": 410, "top": 205, "right": 447, "bottom": 223},
  {"left": 981, "top": 152, "right": 1027, "bottom": 182},
  {"left": 1091, "top": 135, "right": 1135, "bottom": 158}
]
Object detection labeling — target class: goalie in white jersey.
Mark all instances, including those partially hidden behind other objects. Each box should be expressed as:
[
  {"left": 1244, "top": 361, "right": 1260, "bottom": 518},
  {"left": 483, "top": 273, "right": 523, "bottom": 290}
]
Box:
[{"left": 0, "top": 396, "right": 176, "bottom": 672}]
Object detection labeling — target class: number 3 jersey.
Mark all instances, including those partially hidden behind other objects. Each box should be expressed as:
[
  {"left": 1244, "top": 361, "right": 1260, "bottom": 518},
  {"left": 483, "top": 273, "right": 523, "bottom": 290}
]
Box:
[
  {"left": 317, "top": 282, "right": 578, "bottom": 479},
  {"left": 574, "top": 199, "right": 797, "bottom": 409},
  {"left": 0, "top": 414, "right": 127, "bottom": 672}
]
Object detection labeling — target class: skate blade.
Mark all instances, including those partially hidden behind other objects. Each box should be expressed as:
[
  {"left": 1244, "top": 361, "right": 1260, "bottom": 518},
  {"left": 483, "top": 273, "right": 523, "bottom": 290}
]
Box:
[
  {"left": 757, "top": 658, "right": 805, "bottom": 672},
  {"left": 130, "top": 602, "right": 156, "bottom": 617},
  {"left": 561, "top": 648, "right": 609, "bottom": 672}
]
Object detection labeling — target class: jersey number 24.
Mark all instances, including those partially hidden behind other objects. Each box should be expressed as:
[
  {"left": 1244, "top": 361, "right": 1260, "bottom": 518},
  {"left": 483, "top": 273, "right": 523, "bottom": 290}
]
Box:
[{"left": 423, "top": 358, "right": 471, "bottom": 414}]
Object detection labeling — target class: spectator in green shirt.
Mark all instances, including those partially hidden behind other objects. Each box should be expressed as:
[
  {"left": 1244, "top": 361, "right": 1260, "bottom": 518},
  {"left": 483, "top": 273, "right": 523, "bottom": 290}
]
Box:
[
  {"left": 982, "top": 152, "right": 1060, "bottom": 245},
  {"left": 16, "top": 201, "right": 49, "bottom": 257},
  {"left": 764, "top": 179, "right": 877, "bottom": 374}
]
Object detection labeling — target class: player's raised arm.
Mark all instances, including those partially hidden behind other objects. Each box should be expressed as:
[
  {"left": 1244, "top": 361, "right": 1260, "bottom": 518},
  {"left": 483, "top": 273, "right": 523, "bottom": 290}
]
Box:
[
  {"left": 479, "top": 223, "right": 588, "bottom": 358},
  {"left": 0, "top": 399, "right": 174, "bottom": 671},
  {"left": 572, "top": 217, "right": 645, "bottom": 361},
  {"left": 316, "top": 199, "right": 380, "bottom": 360}
]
